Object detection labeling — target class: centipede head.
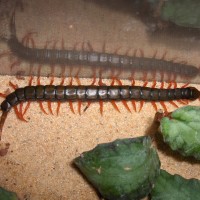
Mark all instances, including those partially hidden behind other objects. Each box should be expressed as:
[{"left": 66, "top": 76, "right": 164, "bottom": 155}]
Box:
[{"left": 189, "top": 87, "right": 200, "bottom": 100}]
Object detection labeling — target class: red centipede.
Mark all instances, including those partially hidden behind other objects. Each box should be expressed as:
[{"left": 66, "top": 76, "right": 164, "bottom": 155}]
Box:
[
  {"left": 1, "top": 13, "right": 199, "bottom": 82},
  {"left": 0, "top": 76, "right": 199, "bottom": 156}
]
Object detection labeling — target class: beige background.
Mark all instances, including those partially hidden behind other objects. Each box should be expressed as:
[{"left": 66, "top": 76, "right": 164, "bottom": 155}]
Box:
[{"left": 0, "top": 1, "right": 199, "bottom": 199}]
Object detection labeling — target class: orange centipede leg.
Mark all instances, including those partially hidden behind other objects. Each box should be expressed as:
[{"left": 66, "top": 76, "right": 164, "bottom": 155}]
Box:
[
  {"left": 9, "top": 81, "right": 18, "bottom": 89},
  {"left": 150, "top": 80, "right": 158, "bottom": 111},
  {"left": 68, "top": 78, "right": 75, "bottom": 114},
  {"left": 115, "top": 78, "right": 131, "bottom": 113},
  {"left": 181, "top": 82, "right": 189, "bottom": 88},
  {"left": 91, "top": 75, "right": 96, "bottom": 86},
  {"left": 172, "top": 81, "right": 177, "bottom": 89},
  {"left": 99, "top": 76, "right": 105, "bottom": 86},
  {"left": 78, "top": 101, "right": 82, "bottom": 115},
  {"left": 139, "top": 81, "right": 148, "bottom": 112},
  {"left": 37, "top": 75, "right": 48, "bottom": 115},
  {"left": 75, "top": 76, "right": 81, "bottom": 86},
  {"left": 39, "top": 102, "right": 48, "bottom": 115},
  {"left": 22, "top": 102, "right": 31, "bottom": 116},
  {"left": 99, "top": 100, "right": 103, "bottom": 115},
  {"left": 122, "top": 100, "right": 131, "bottom": 113},
  {"left": 151, "top": 102, "right": 158, "bottom": 111},
  {"left": 176, "top": 99, "right": 188, "bottom": 105},
  {"left": 75, "top": 76, "right": 82, "bottom": 115},
  {"left": 168, "top": 101, "right": 179, "bottom": 108},
  {"left": 167, "top": 81, "right": 172, "bottom": 89},
  {"left": 22, "top": 76, "right": 34, "bottom": 116},
  {"left": 56, "top": 102, "right": 61, "bottom": 116},
  {"left": 109, "top": 78, "right": 120, "bottom": 113},
  {"left": 9, "top": 82, "right": 25, "bottom": 117},
  {"left": 138, "top": 101, "right": 144, "bottom": 112},
  {"left": 152, "top": 80, "right": 157, "bottom": 88},
  {"left": 83, "top": 102, "right": 91, "bottom": 113},
  {"left": 29, "top": 76, "right": 33, "bottom": 86},
  {"left": 98, "top": 76, "right": 105, "bottom": 115},
  {"left": 160, "top": 101, "right": 168, "bottom": 113},
  {"left": 0, "top": 93, "right": 6, "bottom": 98},
  {"left": 111, "top": 100, "right": 120, "bottom": 113},
  {"left": 131, "top": 100, "right": 137, "bottom": 112},
  {"left": 47, "top": 101, "right": 54, "bottom": 115},
  {"left": 130, "top": 79, "right": 137, "bottom": 112},
  {"left": 110, "top": 78, "right": 115, "bottom": 86},
  {"left": 69, "top": 101, "right": 75, "bottom": 114},
  {"left": 84, "top": 74, "right": 97, "bottom": 112},
  {"left": 14, "top": 106, "right": 27, "bottom": 122},
  {"left": 160, "top": 81, "right": 164, "bottom": 89}
]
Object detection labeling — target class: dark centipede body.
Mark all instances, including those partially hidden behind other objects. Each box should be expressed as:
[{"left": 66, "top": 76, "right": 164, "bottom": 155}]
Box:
[
  {"left": 0, "top": 84, "right": 199, "bottom": 156},
  {"left": 1, "top": 85, "right": 199, "bottom": 113},
  {"left": 6, "top": 14, "right": 199, "bottom": 79},
  {"left": 8, "top": 36, "right": 199, "bottom": 78}
]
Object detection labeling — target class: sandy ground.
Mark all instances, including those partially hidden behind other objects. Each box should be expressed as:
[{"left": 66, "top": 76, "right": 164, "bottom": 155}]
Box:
[{"left": 0, "top": 1, "right": 199, "bottom": 200}]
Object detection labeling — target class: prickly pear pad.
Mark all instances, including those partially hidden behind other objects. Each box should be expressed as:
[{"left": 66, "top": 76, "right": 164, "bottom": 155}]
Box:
[
  {"left": 151, "top": 169, "right": 200, "bottom": 200},
  {"left": 160, "top": 106, "right": 200, "bottom": 160},
  {"left": 74, "top": 136, "right": 160, "bottom": 200}
]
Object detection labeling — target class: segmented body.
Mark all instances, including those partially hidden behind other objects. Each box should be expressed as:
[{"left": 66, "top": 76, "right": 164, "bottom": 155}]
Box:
[
  {"left": 8, "top": 36, "right": 199, "bottom": 78},
  {"left": 1, "top": 85, "right": 199, "bottom": 113},
  {"left": 4, "top": 14, "right": 199, "bottom": 80}
]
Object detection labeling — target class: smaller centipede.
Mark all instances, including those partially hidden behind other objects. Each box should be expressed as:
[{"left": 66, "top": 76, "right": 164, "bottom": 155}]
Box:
[{"left": 0, "top": 81, "right": 199, "bottom": 144}]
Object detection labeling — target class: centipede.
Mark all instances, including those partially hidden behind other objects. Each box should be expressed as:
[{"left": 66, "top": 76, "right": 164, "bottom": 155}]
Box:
[
  {"left": 1, "top": 12, "right": 199, "bottom": 82},
  {"left": 0, "top": 77, "right": 199, "bottom": 154}
]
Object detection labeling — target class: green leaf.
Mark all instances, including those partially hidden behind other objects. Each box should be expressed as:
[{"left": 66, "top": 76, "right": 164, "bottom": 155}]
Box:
[
  {"left": 0, "top": 187, "right": 18, "bottom": 200},
  {"left": 160, "top": 106, "right": 200, "bottom": 160},
  {"left": 151, "top": 169, "right": 200, "bottom": 200},
  {"left": 74, "top": 136, "right": 160, "bottom": 200},
  {"left": 161, "top": 0, "right": 200, "bottom": 28}
]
